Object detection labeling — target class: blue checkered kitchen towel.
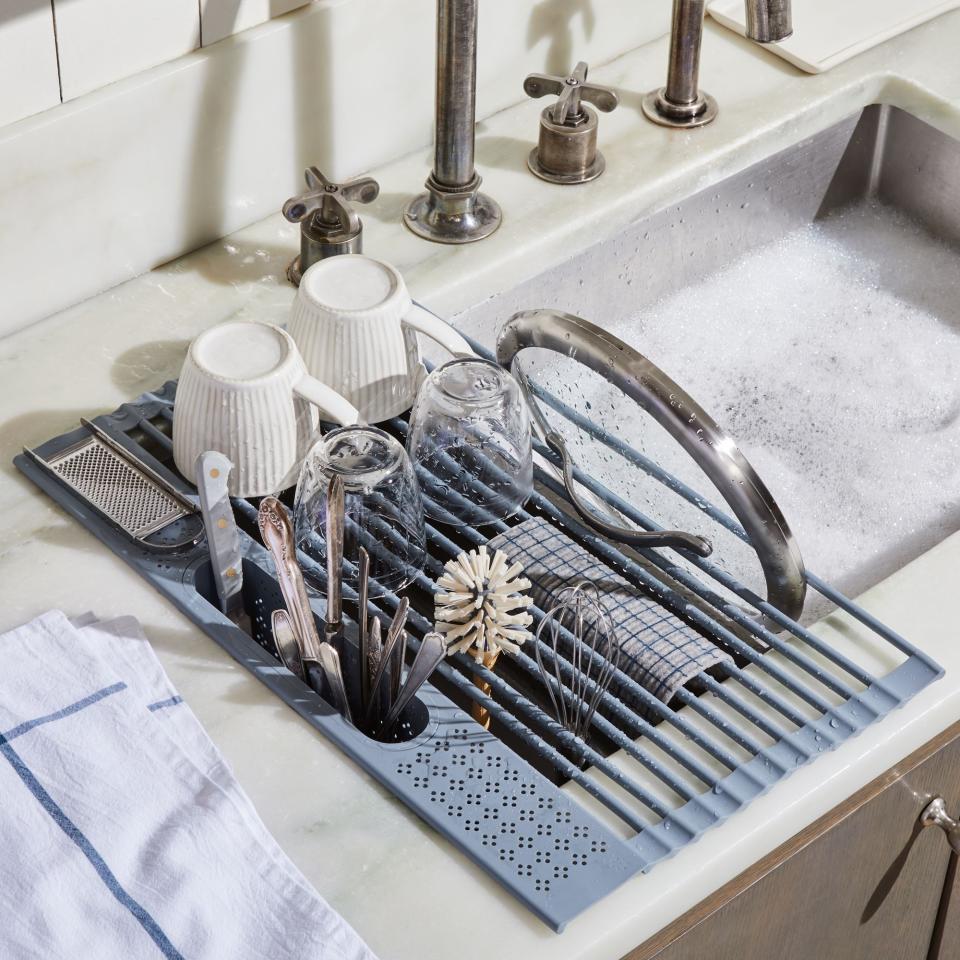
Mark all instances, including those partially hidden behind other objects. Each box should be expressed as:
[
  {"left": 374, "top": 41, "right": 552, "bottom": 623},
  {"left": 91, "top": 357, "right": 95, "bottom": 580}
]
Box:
[
  {"left": 489, "top": 517, "right": 730, "bottom": 704},
  {"left": 0, "top": 611, "right": 376, "bottom": 960}
]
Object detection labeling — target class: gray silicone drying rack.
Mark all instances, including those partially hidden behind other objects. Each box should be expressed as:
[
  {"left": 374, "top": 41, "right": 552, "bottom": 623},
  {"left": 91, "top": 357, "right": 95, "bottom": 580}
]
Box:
[{"left": 15, "top": 332, "right": 943, "bottom": 933}]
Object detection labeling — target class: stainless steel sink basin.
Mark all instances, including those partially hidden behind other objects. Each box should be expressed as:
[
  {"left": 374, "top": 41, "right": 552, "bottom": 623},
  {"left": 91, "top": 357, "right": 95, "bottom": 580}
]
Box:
[{"left": 455, "top": 105, "right": 960, "bottom": 620}]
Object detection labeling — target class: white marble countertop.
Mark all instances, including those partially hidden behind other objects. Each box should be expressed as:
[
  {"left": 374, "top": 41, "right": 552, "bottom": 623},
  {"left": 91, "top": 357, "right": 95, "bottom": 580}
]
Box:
[{"left": 3, "top": 13, "right": 960, "bottom": 959}]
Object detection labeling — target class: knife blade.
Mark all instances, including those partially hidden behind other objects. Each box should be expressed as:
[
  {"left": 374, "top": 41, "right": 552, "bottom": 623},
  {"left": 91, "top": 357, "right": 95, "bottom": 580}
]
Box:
[
  {"left": 309, "top": 643, "right": 352, "bottom": 722},
  {"left": 195, "top": 451, "right": 248, "bottom": 629}
]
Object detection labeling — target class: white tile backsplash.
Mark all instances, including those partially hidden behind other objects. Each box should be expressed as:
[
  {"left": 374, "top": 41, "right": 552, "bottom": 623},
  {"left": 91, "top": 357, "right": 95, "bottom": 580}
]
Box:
[
  {"left": 0, "top": 0, "right": 669, "bottom": 334},
  {"left": 312, "top": 0, "right": 670, "bottom": 180},
  {"left": 200, "top": 0, "right": 311, "bottom": 46},
  {"left": 54, "top": 0, "right": 200, "bottom": 101},
  {"left": 0, "top": 0, "right": 61, "bottom": 127}
]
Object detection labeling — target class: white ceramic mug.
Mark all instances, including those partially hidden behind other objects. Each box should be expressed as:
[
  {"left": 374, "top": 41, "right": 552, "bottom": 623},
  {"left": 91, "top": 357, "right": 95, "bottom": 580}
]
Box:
[
  {"left": 173, "top": 320, "right": 359, "bottom": 497},
  {"left": 289, "top": 255, "right": 473, "bottom": 424}
]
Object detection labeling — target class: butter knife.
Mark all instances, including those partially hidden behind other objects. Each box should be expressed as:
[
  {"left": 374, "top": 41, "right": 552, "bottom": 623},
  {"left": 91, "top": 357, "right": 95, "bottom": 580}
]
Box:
[
  {"left": 357, "top": 546, "right": 371, "bottom": 714},
  {"left": 325, "top": 475, "right": 344, "bottom": 646},
  {"left": 363, "top": 598, "right": 409, "bottom": 727},
  {"left": 366, "top": 616, "right": 383, "bottom": 726}
]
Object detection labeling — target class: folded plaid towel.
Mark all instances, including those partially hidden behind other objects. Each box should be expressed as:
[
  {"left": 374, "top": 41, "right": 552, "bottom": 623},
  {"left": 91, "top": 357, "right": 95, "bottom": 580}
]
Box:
[
  {"left": 489, "top": 517, "right": 730, "bottom": 703},
  {"left": 0, "top": 611, "right": 377, "bottom": 960}
]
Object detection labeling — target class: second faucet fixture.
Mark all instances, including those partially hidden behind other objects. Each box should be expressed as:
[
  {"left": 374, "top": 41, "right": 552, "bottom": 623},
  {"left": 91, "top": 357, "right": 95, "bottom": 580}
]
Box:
[
  {"left": 523, "top": 62, "right": 619, "bottom": 185},
  {"left": 643, "top": 0, "right": 792, "bottom": 128},
  {"left": 404, "top": 0, "right": 502, "bottom": 245}
]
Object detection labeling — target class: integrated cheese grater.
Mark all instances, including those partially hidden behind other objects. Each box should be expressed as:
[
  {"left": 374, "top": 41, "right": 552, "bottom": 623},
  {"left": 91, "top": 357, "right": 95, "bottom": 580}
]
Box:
[{"left": 24, "top": 417, "right": 203, "bottom": 552}]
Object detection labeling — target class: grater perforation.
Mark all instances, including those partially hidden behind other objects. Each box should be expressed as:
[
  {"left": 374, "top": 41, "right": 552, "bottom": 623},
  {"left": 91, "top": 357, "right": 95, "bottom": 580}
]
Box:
[{"left": 45, "top": 436, "right": 188, "bottom": 540}]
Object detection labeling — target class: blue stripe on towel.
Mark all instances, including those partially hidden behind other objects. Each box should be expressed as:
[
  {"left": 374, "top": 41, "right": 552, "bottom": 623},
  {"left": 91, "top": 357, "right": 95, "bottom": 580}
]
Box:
[
  {"left": 0, "top": 692, "right": 185, "bottom": 959},
  {"left": 2, "top": 683, "right": 127, "bottom": 742},
  {"left": 147, "top": 696, "right": 183, "bottom": 713}
]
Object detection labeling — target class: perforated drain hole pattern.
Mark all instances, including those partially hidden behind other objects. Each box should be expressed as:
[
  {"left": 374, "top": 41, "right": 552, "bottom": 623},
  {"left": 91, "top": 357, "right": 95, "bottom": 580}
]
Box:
[{"left": 395, "top": 729, "right": 623, "bottom": 901}]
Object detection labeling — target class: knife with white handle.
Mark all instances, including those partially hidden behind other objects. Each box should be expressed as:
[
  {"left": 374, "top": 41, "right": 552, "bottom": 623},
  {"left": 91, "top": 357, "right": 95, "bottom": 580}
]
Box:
[{"left": 195, "top": 451, "right": 245, "bottom": 624}]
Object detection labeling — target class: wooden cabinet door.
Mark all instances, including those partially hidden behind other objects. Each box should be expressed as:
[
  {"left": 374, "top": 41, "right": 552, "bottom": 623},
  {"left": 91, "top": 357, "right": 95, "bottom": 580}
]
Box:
[
  {"left": 928, "top": 854, "right": 959, "bottom": 960},
  {"left": 630, "top": 724, "right": 960, "bottom": 960}
]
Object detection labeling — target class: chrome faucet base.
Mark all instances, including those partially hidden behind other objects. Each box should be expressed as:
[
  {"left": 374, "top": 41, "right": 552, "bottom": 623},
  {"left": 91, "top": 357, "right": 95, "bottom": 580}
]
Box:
[
  {"left": 409, "top": 0, "right": 500, "bottom": 246},
  {"left": 645, "top": 0, "right": 789, "bottom": 130},
  {"left": 287, "top": 257, "right": 305, "bottom": 286},
  {"left": 287, "top": 232, "right": 363, "bottom": 285},
  {"left": 528, "top": 147, "right": 605, "bottom": 185},
  {"left": 642, "top": 88, "right": 718, "bottom": 128},
  {"left": 404, "top": 173, "right": 502, "bottom": 244}
]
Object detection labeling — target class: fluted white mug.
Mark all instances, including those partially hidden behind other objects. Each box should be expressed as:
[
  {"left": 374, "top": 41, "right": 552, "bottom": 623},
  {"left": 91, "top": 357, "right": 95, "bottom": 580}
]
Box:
[
  {"left": 173, "top": 320, "right": 359, "bottom": 498},
  {"left": 289, "top": 255, "right": 473, "bottom": 424}
]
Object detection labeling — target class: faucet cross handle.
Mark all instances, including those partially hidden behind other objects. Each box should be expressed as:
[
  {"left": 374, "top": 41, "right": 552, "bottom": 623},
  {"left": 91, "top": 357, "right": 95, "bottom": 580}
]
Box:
[
  {"left": 282, "top": 167, "right": 380, "bottom": 285},
  {"left": 283, "top": 167, "right": 380, "bottom": 237},
  {"left": 523, "top": 62, "right": 619, "bottom": 126}
]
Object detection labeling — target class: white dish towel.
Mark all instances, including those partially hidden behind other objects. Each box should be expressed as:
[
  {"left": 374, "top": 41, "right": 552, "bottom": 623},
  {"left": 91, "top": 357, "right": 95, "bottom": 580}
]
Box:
[{"left": 0, "top": 610, "right": 377, "bottom": 960}]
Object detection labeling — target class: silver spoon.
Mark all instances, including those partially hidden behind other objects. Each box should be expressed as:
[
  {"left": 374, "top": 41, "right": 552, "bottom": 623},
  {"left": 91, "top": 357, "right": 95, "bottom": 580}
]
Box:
[
  {"left": 271, "top": 609, "right": 304, "bottom": 681},
  {"left": 378, "top": 631, "right": 447, "bottom": 737},
  {"left": 258, "top": 497, "right": 353, "bottom": 723}
]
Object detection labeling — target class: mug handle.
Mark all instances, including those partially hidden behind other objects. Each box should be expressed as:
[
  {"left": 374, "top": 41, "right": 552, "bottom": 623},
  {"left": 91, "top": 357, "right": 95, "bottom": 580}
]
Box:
[
  {"left": 403, "top": 303, "right": 475, "bottom": 358},
  {"left": 293, "top": 374, "right": 361, "bottom": 426}
]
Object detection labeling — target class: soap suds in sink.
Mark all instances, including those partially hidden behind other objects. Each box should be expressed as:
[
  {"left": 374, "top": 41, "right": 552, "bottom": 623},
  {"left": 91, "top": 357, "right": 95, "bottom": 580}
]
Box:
[{"left": 527, "top": 202, "right": 960, "bottom": 621}]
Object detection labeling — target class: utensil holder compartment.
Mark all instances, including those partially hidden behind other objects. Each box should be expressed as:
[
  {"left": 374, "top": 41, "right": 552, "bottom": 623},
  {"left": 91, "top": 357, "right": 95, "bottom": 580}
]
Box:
[{"left": 190, "top": 556, "right": 430, "bottom": 743}]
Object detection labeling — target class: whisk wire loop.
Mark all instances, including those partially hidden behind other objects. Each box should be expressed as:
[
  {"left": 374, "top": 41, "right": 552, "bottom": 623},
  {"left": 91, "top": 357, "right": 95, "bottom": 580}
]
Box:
[{"left": 534, "top": 582, "right": 620, "bottom": 744}]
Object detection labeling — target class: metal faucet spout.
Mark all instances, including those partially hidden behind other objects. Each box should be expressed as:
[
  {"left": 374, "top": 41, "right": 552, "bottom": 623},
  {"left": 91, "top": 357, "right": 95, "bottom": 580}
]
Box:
[
  {"left": 746, "top": 0, "right": 792, "bottom": 42},
  {"left": 643, "top": 0, "right": 792, "bottom": 128},
  {"left": 404, "top": 0, "right": 502, "bottom": 244}
]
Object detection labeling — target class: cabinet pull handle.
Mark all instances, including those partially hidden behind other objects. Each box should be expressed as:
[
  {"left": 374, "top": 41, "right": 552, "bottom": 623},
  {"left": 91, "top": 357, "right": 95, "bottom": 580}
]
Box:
[{"left": 921, "top": 797, "right": 960, "bottom": 854}]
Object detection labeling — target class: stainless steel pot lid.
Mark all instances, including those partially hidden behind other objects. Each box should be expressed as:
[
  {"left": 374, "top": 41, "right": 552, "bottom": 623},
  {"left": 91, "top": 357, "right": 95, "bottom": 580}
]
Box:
[{"left": 496, "top": 309, "right": 807, "bottom": 623}]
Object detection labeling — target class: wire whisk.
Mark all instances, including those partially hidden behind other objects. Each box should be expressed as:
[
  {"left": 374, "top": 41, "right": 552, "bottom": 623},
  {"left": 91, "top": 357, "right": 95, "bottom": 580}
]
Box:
[{"left": 533, "top": 582, "right": 619, "bottom": 745}]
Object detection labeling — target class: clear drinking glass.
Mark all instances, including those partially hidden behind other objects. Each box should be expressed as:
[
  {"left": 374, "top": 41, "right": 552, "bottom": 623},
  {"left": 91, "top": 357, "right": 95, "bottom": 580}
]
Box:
[
  {"left": 406, "top": 357, "right": 532, "bottom": 526},
  {"left": 294, "top": 426, "right": 426, "bottom": 597}
]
